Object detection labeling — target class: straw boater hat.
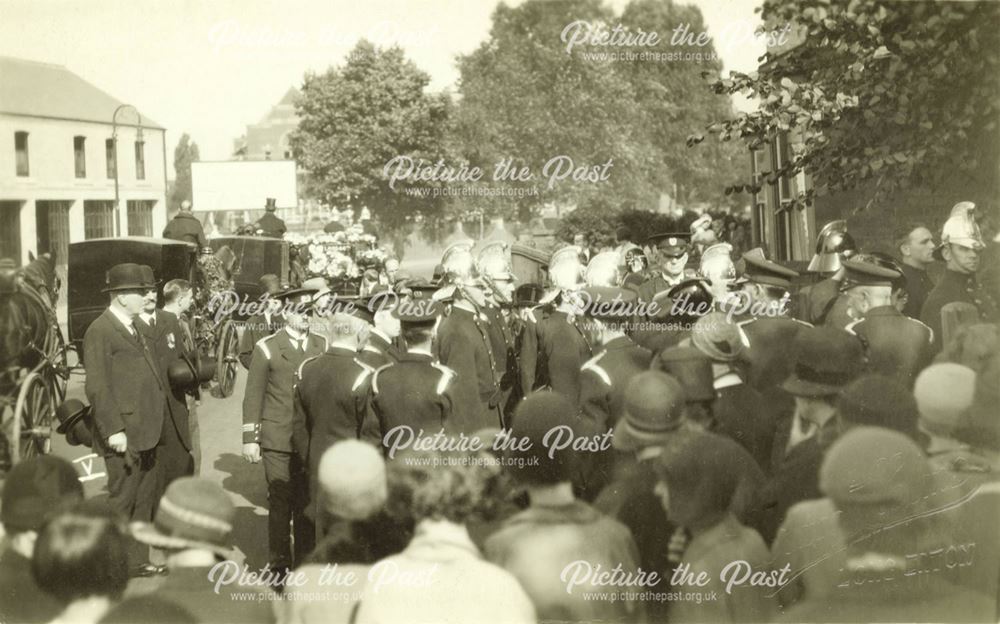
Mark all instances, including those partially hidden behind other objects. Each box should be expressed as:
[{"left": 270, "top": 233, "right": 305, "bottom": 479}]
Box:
[{"left": 132, "top": 478, "right": 236, "bottom": 558}]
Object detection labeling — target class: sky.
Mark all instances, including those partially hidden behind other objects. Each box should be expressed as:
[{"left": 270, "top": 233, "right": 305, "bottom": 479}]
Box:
[{"left": 1, "top": 0, "right": 765, "bottom": 176}]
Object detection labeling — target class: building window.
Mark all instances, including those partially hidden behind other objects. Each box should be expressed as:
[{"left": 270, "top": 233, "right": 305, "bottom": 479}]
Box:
[
  {"left": 15, "top": 131, "right": 29, "bottom": 177},
  {"left": 105, "top": 139, "right": 116, "bottom": 179},
  {"left": 73, "top": 136, "right": 87, "bottom": 178},
  {"left": 749, "top": 148, "right": 766, "bottom": 246},
  {"left": 35, "top": 201, "right": 71, "bottom": 266},
  {"left": 83, "top": 200, "right": 114, "bottom": 239},
  {"left": 284, "top": 149, "right": 292, "bottom": 160},
  {"left": 127, "top": 200, "right": 154, "bottom": 236},
  {"left": 134, "top": 140, "right": 145, "bottom": 180}
]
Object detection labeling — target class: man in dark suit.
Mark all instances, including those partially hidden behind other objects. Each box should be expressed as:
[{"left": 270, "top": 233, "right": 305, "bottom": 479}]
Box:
[
  {"left": 83, "top": 263, "right": 169, "bottom": 575},
  {"left": 136, "top": 271, "right": 194, "bottom": 492},
  {"left": 242, "top": 287, "right": 326, "bottom": 572},
  {"left": 292, "top": 304, "right": 375, "bottom": 535},
  {"left": 238, "top": 274, "right": 284, "bottom": 369},
  {"left": 162, "top": 200, "right": 208, "bottom": 249},
  {"left": 254, "top": 198, "right": 287, "bottom": 238},
  {"left": 894, "top": 223, "right": 937, "bottom": 319}
]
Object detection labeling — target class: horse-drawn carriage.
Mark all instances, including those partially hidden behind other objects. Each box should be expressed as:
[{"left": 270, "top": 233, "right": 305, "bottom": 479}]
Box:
[
  {"left": 0, "top": 254, "right": 70, "bottom": 466},
  {"left": 67, "top": 237, "right": 248, "bottom": 400}
]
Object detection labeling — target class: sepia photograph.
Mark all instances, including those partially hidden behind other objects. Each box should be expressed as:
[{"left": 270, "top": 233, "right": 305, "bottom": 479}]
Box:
[{"left": 0, "top": 0, "right": 998, "bottom": 622}]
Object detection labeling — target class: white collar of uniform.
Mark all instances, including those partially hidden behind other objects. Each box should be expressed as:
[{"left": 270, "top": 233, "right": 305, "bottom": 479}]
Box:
[
  {"left": 285, "top": 326, "right": 308, "bottom": 342},
  {"left": 714, "top": 371, "right": 743, "bottom": 390},
  {"left": 109, "top": 305, "right": 136, "bottom": 331},
  {"left": 370, "top": 327, "right": 392, "bottom": 343},
  {"left": 407, "top": 347, "right": 433, "bottom": 357}
]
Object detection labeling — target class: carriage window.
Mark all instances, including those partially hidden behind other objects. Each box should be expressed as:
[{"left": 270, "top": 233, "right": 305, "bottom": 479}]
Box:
[
  {"left": 74, "top": 136, "right": 87, "bottom": 178},
  {"left": 15, "top": 131, "right": 29, "bottom": 177},
  {"left": 106, "top": 139, "right": 116, "bottom": 179},
  {"left": 134, "top": 140, "right": 145, "bottom": 180}
]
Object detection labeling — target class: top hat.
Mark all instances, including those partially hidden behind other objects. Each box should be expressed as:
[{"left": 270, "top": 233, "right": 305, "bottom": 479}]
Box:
[
  {"left": 167, "top": 352, "right": 217, "bottom": 392},
  {"left": 265, "top": 198, "right": 277, "bottom": 211},
  {"left": 103, "top": 263, "right": 156, "bottom": 293},
  {"left": 55, "top": 399, "right": 93, "bottom": 447}
]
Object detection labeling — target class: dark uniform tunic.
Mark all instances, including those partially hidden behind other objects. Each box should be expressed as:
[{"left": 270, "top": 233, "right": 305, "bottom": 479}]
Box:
[
  {"left": 242, "top": 329, "right": 327, "bottom": 568},
  {"left": 238, "top": 310, "right": 284, "bottom": 369},
  {"left": 920, "top": 269, "right": 1000, "bottom": 351},
  {"left": 483, "top": 305, "right": 517, "bottom": 421},
  {"left": 636, "top": 271, "right": 686, "bottom": 303},
  {"left": 292, "top": 344, "right": 374, "bottom": 529},
  {"left": 358, "top": 330, "right": 403, "bottom": 370},
  {"left": 371, "top": 350, "right": 458, "bottom": 436},
  {"left": 255, "top": 212, "right": 287, "bottom": 238},
  {"left": 899, "top": 263, "right": 935, "bottom": 319},
  {"left": 434, "top": 306, "right": 502, "bottom": 431},
  {"left": 737, "top": 316, "right": 812, "bottom": 392},
  {"left": 845, "top": 305, "right": 934, "bottom": 388},
  {"left": 579, "top": 336, "right": 652, "bottom": 430},
  {"left": 525, "top": 309, "right": 593, "bottom": 405},
  {"left": 162, "top": 212, "right": 207, "bottom": 248}
]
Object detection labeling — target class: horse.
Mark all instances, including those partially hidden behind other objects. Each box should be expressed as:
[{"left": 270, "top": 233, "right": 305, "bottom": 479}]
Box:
[{"left": 0, "top": 252, "right": 60, "bottom": 385}]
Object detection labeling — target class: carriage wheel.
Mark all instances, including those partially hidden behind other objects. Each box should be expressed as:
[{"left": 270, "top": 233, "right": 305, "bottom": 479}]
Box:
[
  {"left": 12, "top": 371, "right": 54, "bottom": 463},
  {"left": 215, "top": 320, "right": 240, "bottom": 398}
]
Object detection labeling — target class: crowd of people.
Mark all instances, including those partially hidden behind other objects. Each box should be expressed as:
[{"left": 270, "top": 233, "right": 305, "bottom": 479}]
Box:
[{"left": 1, "top": 198, "right": 999, "bottom": 623}]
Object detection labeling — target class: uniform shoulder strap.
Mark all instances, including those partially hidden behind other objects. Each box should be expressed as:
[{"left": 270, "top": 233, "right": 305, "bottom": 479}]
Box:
[
  {"left": 296, "top": 353, "right": 323, "bottom": 380},
  {"left": 844, "top": 318, "right": 864, "bottom": 335},
  {"left": 430, "top": 362, "right": 456, "bottom": 395},
  {"left": 255, "top": 335, "right": 275, "bottom": 360},
  {"left": 907, "top": 317, "right": 935, "bottom": 344},
  {"left": 352, "top": 359, "right": 376, "bottom": 392},
  {"left": 580, "top": 351, "right": 611, "bottom": 386},
  {"left": 370, "top": 363, "right": 394, "bottom": 395}
]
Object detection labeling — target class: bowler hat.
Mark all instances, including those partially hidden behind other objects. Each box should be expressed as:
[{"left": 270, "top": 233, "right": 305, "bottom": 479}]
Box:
[
  {"left": 690, "top": 312, "right": 746, "bottom": 362},
  {"left": 506, "top": 391, "right": 579, "bottom": 485},
  {"left": 167, "top": 352, "right": 217, "bottom": 392},
  {"left": 513, "top": 283, "right": 545, "bottom": 308},
  {"left": 103, "top": 263, "right": 156, "bottom": 293},
  {"left": 131, "top": 477, "right": 236, "bottom": 558},
  {"left": 783, "top": 326, "right": 864, "bottom": 397},
  {"left": 55, "top": 399, "right": 93, "bottom": 447},
  {"left": 649, "top": 279, "right": 712, "bottom": 321},
  {"left": 614, "top": 371, "right": 687, "bottom": 451},
  {"left": 820, "top": 426, "right": 930, "bottom": 508},
  {"left": 836, "top": 375, "right": 921, "bottom": 441},
  {"left": 654, "top": 346, "right": 715, "bottom": 402}
]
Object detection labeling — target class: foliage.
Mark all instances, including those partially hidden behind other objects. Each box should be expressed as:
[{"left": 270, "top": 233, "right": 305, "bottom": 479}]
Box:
[
  {"left": 701, "top": 0, "right": 1000, "bottom": 212},
  {"left": 190, "top": 253, "right": 233, "bottom": 357},
  {"left": 290, "top": 40, "right": 452, "bottom": 233},
  {"left": 556, "top": 202, "right": 677, "bottom": 247},
  {"left": 169, "top": 134, "right": 200, "bottom": 213}
]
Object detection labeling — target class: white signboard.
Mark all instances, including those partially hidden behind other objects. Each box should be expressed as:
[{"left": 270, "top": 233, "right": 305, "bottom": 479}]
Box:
[{"left": 191, "top": 160, "right": 297, "bottom": 212}]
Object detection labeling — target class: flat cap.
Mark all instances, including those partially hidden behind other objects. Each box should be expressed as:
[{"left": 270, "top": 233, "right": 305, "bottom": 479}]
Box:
[
  {"left": 646, "top": 232, "right": 691, "bottom": 256},
  {"left": 737, "top": 248, "right": 799, "bottom": 289},
  {"left": 840, "top": 259, "right": 901, "bottom": 290}
]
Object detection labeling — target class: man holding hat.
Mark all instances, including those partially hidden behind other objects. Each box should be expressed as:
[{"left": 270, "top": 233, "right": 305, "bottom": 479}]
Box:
[
  {"left": 371, "top": 293, "right": 459, "bottom": 437},
  {"left": 637, "top": 232, "right": 695, "bottom": 303},
  {"left": 921, "top": 201, "right": 999, "bottom": 350},
  {"left": 135, "top": 268, "right": 195, "bottom": 491},
  {"left": 83, "top": 262, "right": 171, "bottom": 573},
  {"left": 292, "top": 296, "right": 379, "bottom": 538},
  {"left": 841, "top": 258, "right": 934, "bottom": 387},
  {"left": 242, "top": 286, "right": 327, "bottom": 573},
  {"left": 254, "top": 197, "right": 287, "bottom": 238}
]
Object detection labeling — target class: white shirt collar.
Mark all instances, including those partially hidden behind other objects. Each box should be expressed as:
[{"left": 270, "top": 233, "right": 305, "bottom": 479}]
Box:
[
  {"left": 285, "top": 326, "right": 307, "bottom": 342},
  {"left": 109, "top": 305, "right": 135, "bottom": 331},
  {"left": 139, "top": 311, "right": 156, "bottom": 324}
]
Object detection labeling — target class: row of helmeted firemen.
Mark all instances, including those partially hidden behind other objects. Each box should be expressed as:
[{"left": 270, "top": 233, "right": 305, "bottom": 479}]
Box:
[{"left": 235, "top": 200, "right": 998, "bottom": 573}]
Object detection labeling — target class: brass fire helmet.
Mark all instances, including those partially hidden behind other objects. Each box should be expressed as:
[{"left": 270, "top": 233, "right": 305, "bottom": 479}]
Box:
[
  {"left": 440, "top": 239, "right": 478, "bottom": 286},
  {"left": 477, "top": 241, "right": 517, "bottom": 304},
  {"left": 807, "top": 220, "right": 857, "bottom": 273},
  {"left": 585, "top": 251, "right": 622, "bottom": 288}
]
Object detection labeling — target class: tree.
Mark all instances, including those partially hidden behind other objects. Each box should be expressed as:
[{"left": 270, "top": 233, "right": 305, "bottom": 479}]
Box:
[
  {"left": 169, "top": 133, "right": 200, "bottom": 213},
  {"left": 618, "top": 0, "right": 745, "bottom": 208},
  {"left": 453, "top": 0, "right": 661, "bottom": 219},
  {"left": 701, "top": 0, "right": 1000, "bottom": 212},
  {"left": 290, "top": 40, "right": 452, "bottom": 233}
]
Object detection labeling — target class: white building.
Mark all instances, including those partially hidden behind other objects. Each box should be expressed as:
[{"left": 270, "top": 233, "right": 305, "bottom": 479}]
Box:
[{"left": 0, "top": 56, "right": 167, "bottom": 268}]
